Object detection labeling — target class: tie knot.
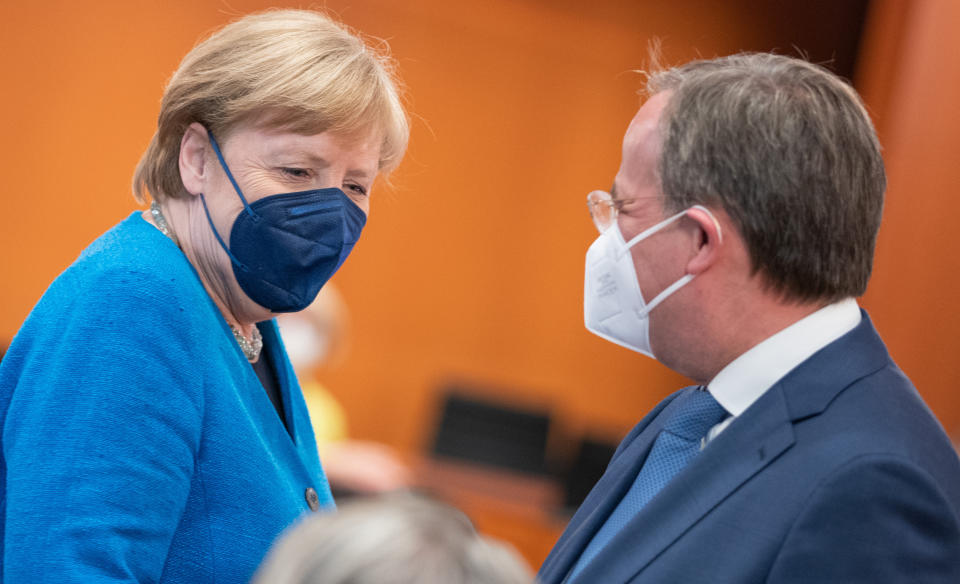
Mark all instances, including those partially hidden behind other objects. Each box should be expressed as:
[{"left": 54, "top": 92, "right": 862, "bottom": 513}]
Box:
[{"left": 663, "top": 389, "right": 728, "bottom": 441}]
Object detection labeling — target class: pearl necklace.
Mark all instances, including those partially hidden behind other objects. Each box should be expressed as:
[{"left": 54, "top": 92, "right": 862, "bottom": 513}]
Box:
[
  {"left": 149, "top": 201, "right": 263, "bottom": 362},
  {"left": 230, "top": 323, "right": 263, "bottom": 363}
]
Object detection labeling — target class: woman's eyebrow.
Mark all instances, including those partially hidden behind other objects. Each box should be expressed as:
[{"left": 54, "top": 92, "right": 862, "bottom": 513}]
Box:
[
  {"left": 271, "top": 149, "right": 331, "bottom": 168},
  {"left": 346, "top": 167, "right": 375, "bottom": 181}
]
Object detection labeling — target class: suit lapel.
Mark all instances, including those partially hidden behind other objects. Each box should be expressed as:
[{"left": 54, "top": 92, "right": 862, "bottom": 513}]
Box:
[
  {"left": 573, "top": 384, "right": 795, "bottom": 583},
  {"left": 539, "top": 390, "right": 691, "bottom": 584}
]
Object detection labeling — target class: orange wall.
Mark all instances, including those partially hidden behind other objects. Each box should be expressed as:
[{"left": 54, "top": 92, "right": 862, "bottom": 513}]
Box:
[
  {"left": 858, "top": 0, "right": 960, "bottom": 437},
  {"left": 2, "top": 0, "right": 954, "bottom": 460}
]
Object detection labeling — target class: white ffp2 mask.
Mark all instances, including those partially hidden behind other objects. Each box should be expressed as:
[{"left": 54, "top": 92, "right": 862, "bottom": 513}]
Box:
[{"left": 583, "top": 205, "right": 716, "bottom": 358}]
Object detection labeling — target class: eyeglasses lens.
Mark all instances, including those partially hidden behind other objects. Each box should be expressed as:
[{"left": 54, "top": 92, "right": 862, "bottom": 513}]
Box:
[{"left": 587, "top": 190, "right": 613, "bottom": 233}]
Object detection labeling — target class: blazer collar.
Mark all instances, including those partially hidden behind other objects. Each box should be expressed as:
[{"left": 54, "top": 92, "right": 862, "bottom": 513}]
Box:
[{"left": 779, "top": 309, "right": 892, "bottom": 421}]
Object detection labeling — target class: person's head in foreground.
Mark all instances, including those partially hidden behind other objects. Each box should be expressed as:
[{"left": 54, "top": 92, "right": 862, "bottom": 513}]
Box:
[{"left": 253, "top": 494, "right": 533, "bottom": 584}]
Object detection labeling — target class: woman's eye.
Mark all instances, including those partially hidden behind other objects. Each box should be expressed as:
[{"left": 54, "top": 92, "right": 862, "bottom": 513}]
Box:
[
  {"left": 346, "top": 183, "right": 368, "bottom": 196},
  {"left": 280, "top": 167, "right": 310, "bottom": 178}
]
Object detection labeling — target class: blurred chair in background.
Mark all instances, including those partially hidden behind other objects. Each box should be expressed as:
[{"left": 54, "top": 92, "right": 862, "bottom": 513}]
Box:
[
  {"left": 252, "top": 493, "right": 533, "bottom": 584},
  {"left": 430, "top": 390, "right": 552, "bottom": 476},
  {"left": 277, "top": 284, "right": 412, "bottom": 495},
  {"left": 428, "top": 387, "right": 619, "bottom": 514}
]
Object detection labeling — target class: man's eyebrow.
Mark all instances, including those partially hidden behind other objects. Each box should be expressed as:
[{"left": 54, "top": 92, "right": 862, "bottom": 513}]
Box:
[{"left": 610, "top": 183, "right": 619, "bottom": 199}]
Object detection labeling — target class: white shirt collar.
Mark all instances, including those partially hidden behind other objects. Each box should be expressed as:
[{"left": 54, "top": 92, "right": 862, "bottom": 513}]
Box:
[{"left": 707, "top": 298, "right": 861, "bottom": 417}]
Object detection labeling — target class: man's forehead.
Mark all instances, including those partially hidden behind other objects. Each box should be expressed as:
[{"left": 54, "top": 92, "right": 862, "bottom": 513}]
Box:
[
  {"left": 615, "top": 91, "right": 672, "bottom": 197},
  {"left": 624, "top": 91, "right": 671, "bottom": 149}
]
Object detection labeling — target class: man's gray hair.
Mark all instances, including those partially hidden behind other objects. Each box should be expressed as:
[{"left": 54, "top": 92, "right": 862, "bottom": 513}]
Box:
[
  {"left": 648, "top": 53, "right": 886, "bottom": 302},
  {"left": 252, "top": 493, "right": 532, "bottom": 584}
]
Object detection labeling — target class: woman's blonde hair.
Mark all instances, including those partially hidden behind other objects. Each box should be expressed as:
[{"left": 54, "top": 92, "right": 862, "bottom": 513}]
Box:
[{"left": 133, "top": 9, "right": 409, "bottom": 203}]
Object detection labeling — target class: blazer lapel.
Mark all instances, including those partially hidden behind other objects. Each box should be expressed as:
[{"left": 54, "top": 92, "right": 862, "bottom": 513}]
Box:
[
  {"left": 245, "top": 320, "right": 321, "bottom": 478},
  {"left": 540, "top": 391, "right": 690, "bottom": 584},
  {"left": 572, "top": 384, "right": 795, "bottom": 583},
  {"left": 259, "top": 319, "right": 300, "bottom": 442}
]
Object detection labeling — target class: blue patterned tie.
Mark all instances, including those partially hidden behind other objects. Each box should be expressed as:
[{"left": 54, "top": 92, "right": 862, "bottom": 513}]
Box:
[{"left": 567, "top": 389, "right": 728, "bottom": 582}]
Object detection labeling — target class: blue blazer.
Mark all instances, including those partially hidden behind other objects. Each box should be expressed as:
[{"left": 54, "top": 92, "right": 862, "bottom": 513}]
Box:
[
  {"left": 539, "top": 313, "right": 960, "bottom": 583},
  {"left": 1, "top": 213, "right": 333, "bottom": 583}
]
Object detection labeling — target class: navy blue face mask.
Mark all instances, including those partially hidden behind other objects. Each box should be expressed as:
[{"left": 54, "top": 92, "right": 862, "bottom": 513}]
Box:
[{"left": 200, "top": 132, "right": 367, "bottom": 313}]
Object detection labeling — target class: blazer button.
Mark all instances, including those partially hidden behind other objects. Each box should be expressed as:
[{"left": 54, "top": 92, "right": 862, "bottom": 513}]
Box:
[{"left": 305, "top": 487, "right": 320, "bottom": 512}]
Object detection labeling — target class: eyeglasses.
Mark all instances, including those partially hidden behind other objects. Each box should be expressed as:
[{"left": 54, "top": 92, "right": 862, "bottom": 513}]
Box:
[{"left": 586, "top": 190, "right": 653, "bottom": 233}]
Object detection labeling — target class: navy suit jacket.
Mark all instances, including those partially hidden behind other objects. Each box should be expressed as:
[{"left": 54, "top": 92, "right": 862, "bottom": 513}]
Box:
[{"left": 539, "top": 312, "right": 960, "bottom": 583}]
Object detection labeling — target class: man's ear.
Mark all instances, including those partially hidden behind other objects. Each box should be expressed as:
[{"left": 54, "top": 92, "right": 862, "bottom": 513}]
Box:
[
  {"left": 684, "top": 205, "right": 724, "bottom": 275},
  {"left": 179, "top": 123, "right": 210, "bottom": 196}
]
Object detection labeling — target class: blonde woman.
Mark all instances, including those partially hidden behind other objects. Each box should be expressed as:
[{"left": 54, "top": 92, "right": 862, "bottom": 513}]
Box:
[{"left": 0, "top": 10, "right": 407, "bottom": 583}]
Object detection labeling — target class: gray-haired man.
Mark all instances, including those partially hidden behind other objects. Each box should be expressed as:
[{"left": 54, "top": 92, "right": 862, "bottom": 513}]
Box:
[{"left": 540, "top": 53, "right": 960, "bottom": 583}]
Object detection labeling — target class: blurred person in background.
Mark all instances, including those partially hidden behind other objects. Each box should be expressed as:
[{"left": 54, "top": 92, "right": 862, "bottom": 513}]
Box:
[
  {"left": 252, "top": 493, "right": 533, "bottom": 584},
  {"left": 277, "top": 284, "right": 412, "bottom": 495},
  {"left": 539, "top": 53, "right": 960, "bottom": 583},
  {"left": 0, "top": 9, "right": 407, "bottom": 583}
]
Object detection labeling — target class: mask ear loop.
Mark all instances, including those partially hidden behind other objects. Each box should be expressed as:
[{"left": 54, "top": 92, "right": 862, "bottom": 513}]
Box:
[
  {"left": 620, "top": 208, "right": 689, "bottom": 255},
  {"left": 626, "top": 204, "right": 722, "bottom": 318},
  {"left": 638, "top": 273, "right": 695, "bottom": 317},
  {"left": 621, "top": 204, "right": 722, "bottom": 250},
  {"left": 690, "top": 204, "right": 723, "bottom": 243},
  {"left": 208, "top": 131, "right": 260, "bottom": 222},
  {"left": 199, "top": 193, "right": 250, "bottom": 272},
  {"left": 199, "top": 131, "right": 256, "bottom": 272}
]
